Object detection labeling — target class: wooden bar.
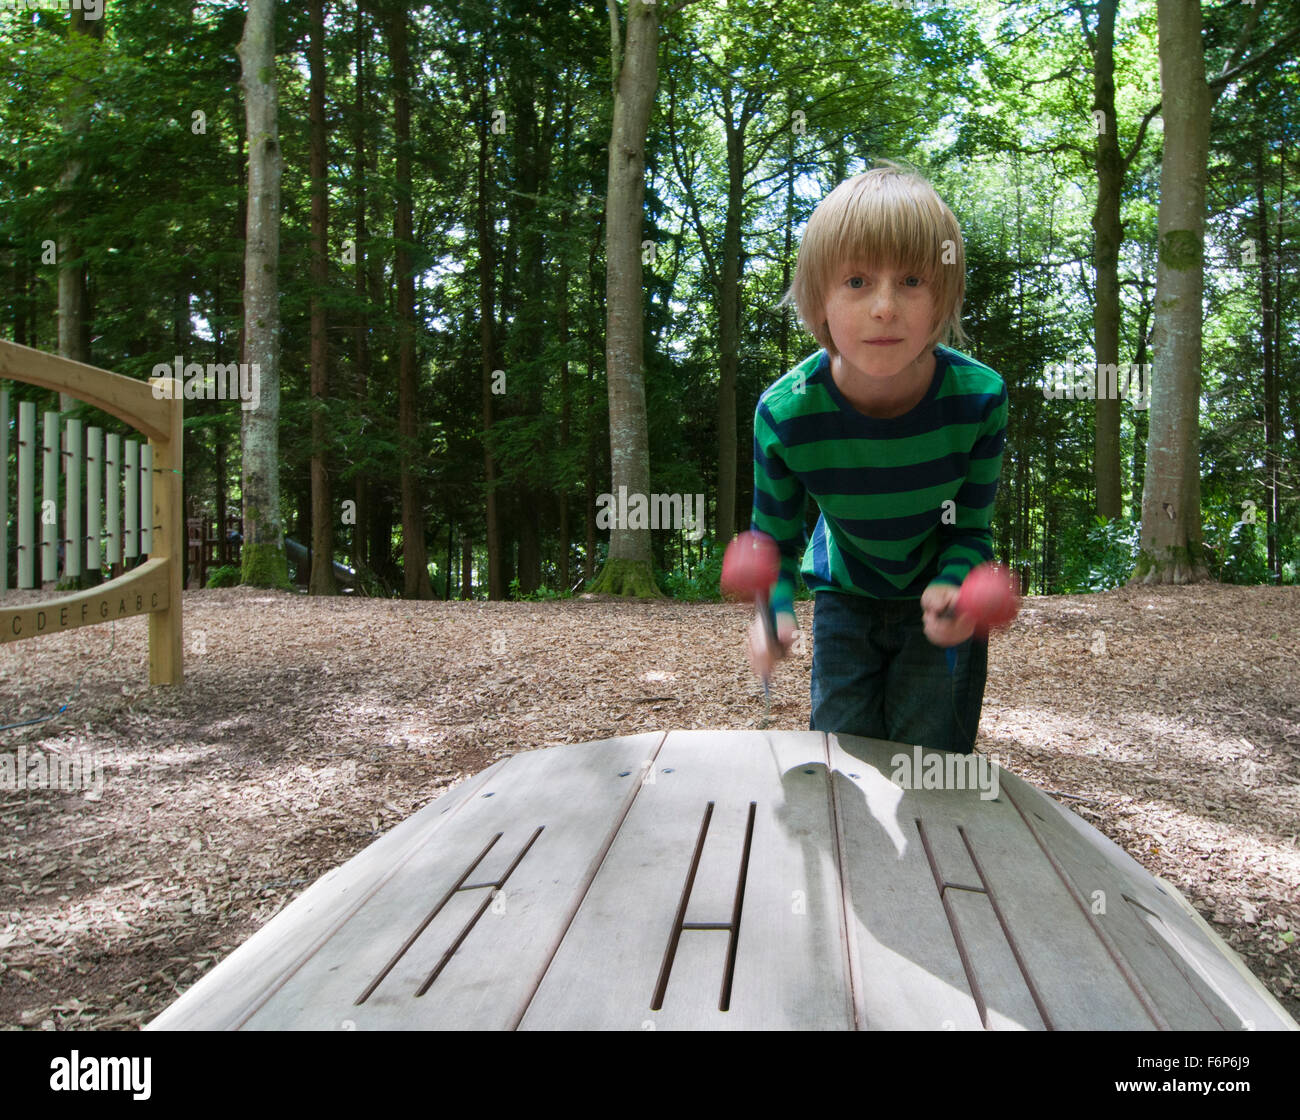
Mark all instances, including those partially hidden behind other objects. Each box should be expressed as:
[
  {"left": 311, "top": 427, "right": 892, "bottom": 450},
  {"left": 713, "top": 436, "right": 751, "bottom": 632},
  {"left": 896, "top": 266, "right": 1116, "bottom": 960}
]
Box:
[
  {"left": 106, "top": 432, "right": 120, "bottom": 566},
  {"left": 17, "top": 401, "right": 33, "bottom": 588},
  {"left": 124, "top": 439, "right": 138, "bottom": 560},
  {"left": 65, "top": 418, "right": 82, "bottom": 579},
  {"left": 0, "top": 340, "right": 172, "bottom": 444},
  {"left": 0, "top": 556, "right": 170, "bottom": 644},
  {"left": 42, "top": 410, "right": 57, "bottom": 582},
  {"left": 86, "top": 426, "right": 102, "bottom": 573},
  {"left": 140, "top": 443, "right": 153, "bottom": 555},
  {"left": 238, "top": 735, "right": 665, "bottom": 1030},
  {"left": 522, "top": 730, "right": 853, "bottom": 1030}
]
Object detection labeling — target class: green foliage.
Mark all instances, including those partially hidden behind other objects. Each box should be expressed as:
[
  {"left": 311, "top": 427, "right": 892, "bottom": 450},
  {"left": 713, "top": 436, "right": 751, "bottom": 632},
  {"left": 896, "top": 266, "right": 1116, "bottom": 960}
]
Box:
[
  {"left": 205, "top": 565, "right": 242, "bottom": 589},
  {"left": 1202, "top": 500, "right": 1270, "bottom": 585},
  {"left": 1056, "top": 516, "right": 1141, "bottom": 593},
  {"left": 508, "top": 577, "right": 569, "bottom": 602},
  {"left": 657, "top": 539, "right": 725, "bottom": 601},
  {"left": 656, "top": 539, "right": 813, "bottom": 602},
  {"left": 3, "top": 0, "right": 1295, "bottom": 605}
]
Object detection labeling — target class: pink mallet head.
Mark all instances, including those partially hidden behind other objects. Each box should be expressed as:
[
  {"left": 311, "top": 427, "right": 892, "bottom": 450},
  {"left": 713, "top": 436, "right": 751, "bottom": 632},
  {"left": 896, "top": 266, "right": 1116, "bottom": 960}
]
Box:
[
  {"left": 721, "top": 530, "right": 780, "bottom": 601},
  {"left": 956, "top": 562, "right": 1021, "bottom": 637}
]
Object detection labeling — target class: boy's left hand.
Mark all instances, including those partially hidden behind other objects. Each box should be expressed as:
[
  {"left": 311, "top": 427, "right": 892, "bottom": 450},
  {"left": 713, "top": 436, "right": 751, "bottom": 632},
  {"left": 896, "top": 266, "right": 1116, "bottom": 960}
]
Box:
[{"left": 921, "top": 581, "right": 976, "bottom": 647}]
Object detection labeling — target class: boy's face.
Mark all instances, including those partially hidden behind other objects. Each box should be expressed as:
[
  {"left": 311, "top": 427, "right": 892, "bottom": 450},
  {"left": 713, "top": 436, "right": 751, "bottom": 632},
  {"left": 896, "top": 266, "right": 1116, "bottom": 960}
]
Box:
[{"left": 822, "top": 260, "right": 939, "bottom": 379}]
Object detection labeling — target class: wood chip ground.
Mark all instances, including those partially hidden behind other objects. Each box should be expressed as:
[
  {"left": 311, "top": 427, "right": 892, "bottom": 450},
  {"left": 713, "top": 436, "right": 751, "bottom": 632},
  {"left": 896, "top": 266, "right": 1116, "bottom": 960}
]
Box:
[{"left": 0, "top": 583, "right": 1296, "bottom": 1030}]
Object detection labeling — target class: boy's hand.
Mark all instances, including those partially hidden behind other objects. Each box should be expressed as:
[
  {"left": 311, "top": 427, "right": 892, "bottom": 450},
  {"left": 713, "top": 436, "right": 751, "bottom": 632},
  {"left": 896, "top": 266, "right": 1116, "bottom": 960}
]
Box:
[
  {"left": 747, "top": 610, "right": 797, "bottom": 679},
  {"left": 921, "top": 582, "right": 976, "bottom": 647}
]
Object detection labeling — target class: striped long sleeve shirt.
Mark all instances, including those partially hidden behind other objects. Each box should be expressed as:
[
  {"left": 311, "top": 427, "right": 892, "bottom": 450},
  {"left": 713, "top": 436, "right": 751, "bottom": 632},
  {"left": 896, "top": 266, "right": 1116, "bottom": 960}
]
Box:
[{"left": 751, "top": 346, "right": 1008, "bottom": 619}]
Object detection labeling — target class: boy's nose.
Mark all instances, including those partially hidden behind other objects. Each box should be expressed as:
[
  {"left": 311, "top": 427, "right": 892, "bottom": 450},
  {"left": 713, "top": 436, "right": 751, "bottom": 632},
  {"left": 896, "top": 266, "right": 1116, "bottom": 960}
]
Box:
[{"left": 868, "top": 290, "right": 899, "bottom": 316}]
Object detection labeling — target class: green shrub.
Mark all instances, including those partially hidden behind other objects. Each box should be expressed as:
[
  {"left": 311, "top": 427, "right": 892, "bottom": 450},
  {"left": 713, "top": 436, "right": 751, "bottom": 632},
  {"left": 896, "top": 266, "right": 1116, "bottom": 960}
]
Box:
[{"left": 206, "top": 565, "right": 242, "bottom": 589}]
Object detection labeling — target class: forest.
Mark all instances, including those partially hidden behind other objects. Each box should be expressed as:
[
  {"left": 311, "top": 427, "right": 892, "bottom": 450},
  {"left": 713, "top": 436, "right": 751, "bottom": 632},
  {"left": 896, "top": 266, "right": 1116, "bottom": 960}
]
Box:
[{"left": 1, "top": 0, "right": 1297, "bottom": 603}]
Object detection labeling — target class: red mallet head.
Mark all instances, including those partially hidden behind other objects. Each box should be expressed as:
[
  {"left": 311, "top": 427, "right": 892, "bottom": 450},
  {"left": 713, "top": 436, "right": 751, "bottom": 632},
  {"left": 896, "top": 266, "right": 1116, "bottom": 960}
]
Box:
[
  {"left": 721, "top": 531, "right": 780, "bottom": 602},
  {"left": 955, "top": 562, "right": 1021, "bottom": 637}
]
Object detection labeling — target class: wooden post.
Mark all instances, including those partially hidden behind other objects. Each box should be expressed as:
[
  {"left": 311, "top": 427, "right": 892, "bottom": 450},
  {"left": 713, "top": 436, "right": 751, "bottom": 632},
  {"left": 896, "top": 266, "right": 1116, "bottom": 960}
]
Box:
[{"left": 148, "top": 384, "right": 183, "bottom": 685}]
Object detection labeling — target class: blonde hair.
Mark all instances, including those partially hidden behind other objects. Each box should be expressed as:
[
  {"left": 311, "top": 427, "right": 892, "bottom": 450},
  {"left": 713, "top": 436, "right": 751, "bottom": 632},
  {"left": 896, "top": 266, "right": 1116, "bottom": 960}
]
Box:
[{"left": 780, "top": 160, "right": 968, "bottom": 355}]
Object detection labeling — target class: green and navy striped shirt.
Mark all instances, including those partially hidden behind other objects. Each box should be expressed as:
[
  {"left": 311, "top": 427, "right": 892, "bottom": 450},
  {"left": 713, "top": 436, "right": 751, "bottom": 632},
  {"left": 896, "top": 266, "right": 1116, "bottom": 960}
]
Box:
[{"left": 752, "top": 346, "right": 1008, "bottom": 617}]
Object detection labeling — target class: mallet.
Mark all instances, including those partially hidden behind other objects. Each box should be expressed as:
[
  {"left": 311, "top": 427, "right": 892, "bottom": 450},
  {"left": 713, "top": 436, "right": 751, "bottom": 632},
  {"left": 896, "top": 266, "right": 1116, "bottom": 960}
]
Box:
[
  {"left": 946, "top": 561, "right": 1021, "bottom": 638},
  {"left": 940, "top": 561, "right": 1021, "bottom": 676},
  {"left": 721, "top": 530, "right": 781, "bottom": 725}
]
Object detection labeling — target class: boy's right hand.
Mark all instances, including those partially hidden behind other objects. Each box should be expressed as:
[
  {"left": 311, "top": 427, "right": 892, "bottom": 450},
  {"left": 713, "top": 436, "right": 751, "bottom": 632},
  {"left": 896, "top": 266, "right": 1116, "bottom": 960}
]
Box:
[{"left": 747, "top": 610, "right": 797, "bottom": 679}]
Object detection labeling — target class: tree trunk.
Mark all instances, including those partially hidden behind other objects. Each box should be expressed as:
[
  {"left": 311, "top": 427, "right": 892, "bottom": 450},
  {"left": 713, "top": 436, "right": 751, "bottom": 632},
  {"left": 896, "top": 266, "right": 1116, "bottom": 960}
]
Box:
[
  {"left": 1256, "top": 151, "right": 1279, "bottom": 581},
  {"left": 238, "top": 0, "right": 288, "bottom": 588},
  {"left": 589, "top": 0, "right": 661, "bottom": 597},
  {"left": 1135, "top": 0, "right": 1211, "bottom": 584},
  {"left": 385, "top": 6, "right": 433, "bottom": 599},
  {"left": 56, "top": 8, "right": 103, "bottom": 410},
  {"left": 715, "top": 102, "right": 743, "bottom": 546},
  {"left": 1131, "top": 290, "right": 1152, "bottom": 522},
  {"left": 308, "top": 0, "right": 337, "bottom": 595},
  {"left": 1091, "top": 0, "right": 1123, "bottom": 519},
  {"left": 476, "top": 64, "right": 505, "bottom": 600},
  {"left": 351, "top": 0, "right": 370, "bottom": 575}
]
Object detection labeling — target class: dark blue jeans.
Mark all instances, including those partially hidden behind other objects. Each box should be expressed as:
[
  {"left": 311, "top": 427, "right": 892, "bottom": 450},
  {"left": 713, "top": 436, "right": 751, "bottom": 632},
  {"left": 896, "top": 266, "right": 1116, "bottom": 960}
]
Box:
[{"left": 809, "top": 590, "right": 987, "bottom": 753}]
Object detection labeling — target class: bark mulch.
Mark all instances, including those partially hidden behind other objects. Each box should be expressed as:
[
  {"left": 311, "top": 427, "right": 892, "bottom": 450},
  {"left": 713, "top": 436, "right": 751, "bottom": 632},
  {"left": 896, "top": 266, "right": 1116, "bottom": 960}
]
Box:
[{"left": 0, "top": 582, "right": 1296, "bottom": 1029}]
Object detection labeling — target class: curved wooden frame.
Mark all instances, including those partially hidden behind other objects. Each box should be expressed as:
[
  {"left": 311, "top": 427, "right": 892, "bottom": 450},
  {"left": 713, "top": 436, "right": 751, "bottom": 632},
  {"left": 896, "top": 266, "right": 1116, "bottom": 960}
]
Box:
[{"left": 0, "top": 341, "right": 183, "bottom": 686}]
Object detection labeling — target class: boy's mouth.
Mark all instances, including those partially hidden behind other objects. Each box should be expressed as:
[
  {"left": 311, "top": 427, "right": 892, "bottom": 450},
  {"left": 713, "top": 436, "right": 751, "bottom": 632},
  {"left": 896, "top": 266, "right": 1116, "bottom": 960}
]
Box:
[{"left": 864, "top": 338, "right": 902, "bottom": 345}]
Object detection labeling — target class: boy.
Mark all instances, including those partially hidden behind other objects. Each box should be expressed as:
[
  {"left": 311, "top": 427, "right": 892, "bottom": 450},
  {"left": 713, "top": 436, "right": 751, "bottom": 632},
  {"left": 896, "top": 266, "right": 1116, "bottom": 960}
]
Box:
[{"left": 748, "top": 161, "right": 1007, "bottom": 753}]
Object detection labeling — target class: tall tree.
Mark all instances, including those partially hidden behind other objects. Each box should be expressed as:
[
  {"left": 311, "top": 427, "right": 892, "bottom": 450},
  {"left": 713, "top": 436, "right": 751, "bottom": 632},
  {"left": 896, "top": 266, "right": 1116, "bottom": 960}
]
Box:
[
  {"left": 1135, "top": 0, "right": 1296, "bottom": 582},
  {"left": 1085, "top": 0, "right": 1123, "bottom": 520},
  {"left": 308, "top": 0, "right": 337, "bottom": 595},
  {"left": 475, "top": 47, "right": 505, "bottom": 600},
  {"left": 56, "top": 7, "right": 103, "bottom": 409},
  {"left": 589, "top": 0, "right": 661, "bottom": 596},
  {"left": 238, "top": 0, "right": 288, "bottom": 586},
  {"left": 385, "top": 2, "right": 433, "bottom": 599}
]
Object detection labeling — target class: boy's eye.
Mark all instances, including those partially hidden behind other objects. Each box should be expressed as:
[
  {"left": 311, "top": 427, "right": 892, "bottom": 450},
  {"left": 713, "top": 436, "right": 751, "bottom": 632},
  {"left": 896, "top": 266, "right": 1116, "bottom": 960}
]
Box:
[
  {"left": 848, "top": 276, "right": 864, "bottom": 289},
  {"left": 903, "top": 276, "right": 923, "bottom": 287}
]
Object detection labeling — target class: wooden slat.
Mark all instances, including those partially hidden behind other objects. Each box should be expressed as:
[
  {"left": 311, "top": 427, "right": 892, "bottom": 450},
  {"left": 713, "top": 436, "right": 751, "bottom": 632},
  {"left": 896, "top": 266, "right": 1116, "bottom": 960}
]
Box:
[
  {"left": 922, "top": 810, "right": 1046, "bottom": 1030},
  {"left": 824, "top": 735, "right": 992, "bottom": 1029},
  {"left": 240, "top": 733, "right": 665, "bottom": 1030},
  {"left": 145, "top": 758, "right": 504, "bottom": 1031},
  {"left": 931, "top": 788, "right": 1162, "bottom": 1031},
  {"left": 521, "top": 730, "right": 854, "bottom": 1031},
  {"left": 999, "top": 769, "right": 1295, "bottom": 1030}
]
